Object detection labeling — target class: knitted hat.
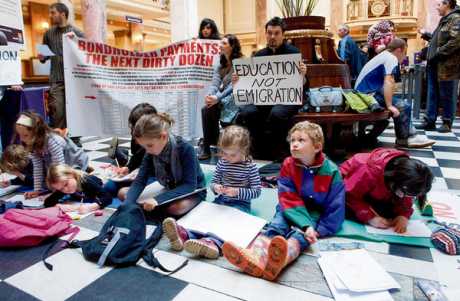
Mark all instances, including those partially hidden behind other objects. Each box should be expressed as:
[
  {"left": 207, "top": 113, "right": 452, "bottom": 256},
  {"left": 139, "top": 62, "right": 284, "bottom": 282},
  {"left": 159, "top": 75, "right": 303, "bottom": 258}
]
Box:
[{"left": 431, "top": 228, "right": 460, "bottom": 255}]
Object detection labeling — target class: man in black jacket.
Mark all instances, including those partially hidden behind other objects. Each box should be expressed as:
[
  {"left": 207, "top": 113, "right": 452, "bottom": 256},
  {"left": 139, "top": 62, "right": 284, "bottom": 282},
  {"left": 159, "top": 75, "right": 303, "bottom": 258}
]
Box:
[{"left": 234, "top": 17, "right": 306, "bottom": 160}]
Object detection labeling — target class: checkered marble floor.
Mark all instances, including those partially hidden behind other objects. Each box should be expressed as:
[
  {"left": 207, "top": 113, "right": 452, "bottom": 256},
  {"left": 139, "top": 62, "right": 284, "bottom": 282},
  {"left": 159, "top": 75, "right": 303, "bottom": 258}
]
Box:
[{"left": 2, "top": 118, "right": 460, "bottom": 301}]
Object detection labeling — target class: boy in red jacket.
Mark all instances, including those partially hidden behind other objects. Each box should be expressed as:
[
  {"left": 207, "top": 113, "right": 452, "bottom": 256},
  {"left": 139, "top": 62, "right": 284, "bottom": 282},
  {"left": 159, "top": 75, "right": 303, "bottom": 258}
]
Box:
[
  {"left": 222, "top": 121, "right": 345, "bottom": 281},
  {"left": 340, "top": 148, "right": 433, "bottom": 233}
]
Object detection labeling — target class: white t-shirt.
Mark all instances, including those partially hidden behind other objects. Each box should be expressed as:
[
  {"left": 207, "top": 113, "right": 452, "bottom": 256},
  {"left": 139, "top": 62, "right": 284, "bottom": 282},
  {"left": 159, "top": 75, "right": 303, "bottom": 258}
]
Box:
[{"left": 354, "top": 51, "right": 399, "bottom": 94}]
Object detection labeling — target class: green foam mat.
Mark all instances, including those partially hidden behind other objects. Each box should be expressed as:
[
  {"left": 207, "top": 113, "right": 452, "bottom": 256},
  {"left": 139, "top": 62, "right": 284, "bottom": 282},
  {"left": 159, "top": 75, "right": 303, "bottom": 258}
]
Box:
[{"left": 202, "top": 166, "right": 434, "bottom": 248}]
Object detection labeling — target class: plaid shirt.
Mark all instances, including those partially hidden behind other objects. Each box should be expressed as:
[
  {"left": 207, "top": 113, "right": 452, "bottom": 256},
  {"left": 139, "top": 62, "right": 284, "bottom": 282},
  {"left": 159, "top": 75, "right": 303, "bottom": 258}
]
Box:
[{"left": 42, "top": 25, "right": 84, "bottom": 83}]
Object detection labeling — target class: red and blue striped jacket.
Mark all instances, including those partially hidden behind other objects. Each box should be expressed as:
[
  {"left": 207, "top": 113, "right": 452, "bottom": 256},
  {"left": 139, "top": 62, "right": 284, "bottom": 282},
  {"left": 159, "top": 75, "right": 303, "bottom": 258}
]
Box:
[{"left": 277, "top": 153, "right": 345, "bottom": 237}]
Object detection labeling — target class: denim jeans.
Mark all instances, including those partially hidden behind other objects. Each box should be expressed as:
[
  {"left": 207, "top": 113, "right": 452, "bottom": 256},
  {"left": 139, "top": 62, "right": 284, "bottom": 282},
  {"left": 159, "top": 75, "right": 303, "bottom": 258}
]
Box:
[
  {"left": 374, "top": 93, "right": 414, "bottom": 140},
  {"left": 426, "top": 63, "right": 459, "bottom": 124},
  {"left": 262, "top": 205, "right": 310, "bottom": 252}
]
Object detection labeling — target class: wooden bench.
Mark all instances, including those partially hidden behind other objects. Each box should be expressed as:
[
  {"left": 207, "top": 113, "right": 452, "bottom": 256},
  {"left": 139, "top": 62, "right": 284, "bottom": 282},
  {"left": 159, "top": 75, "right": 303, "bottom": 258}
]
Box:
[{"left": 294, "top": 110, "right": 391, "bottom": 156}]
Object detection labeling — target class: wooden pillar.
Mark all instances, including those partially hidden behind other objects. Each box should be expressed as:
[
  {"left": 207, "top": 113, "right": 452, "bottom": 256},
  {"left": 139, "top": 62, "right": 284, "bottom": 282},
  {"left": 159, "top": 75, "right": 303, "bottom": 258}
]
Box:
[
  {"left": 130, "top": 23, "right": 144, "bottom": 51},
  {"left": 255, "top": 0, "right": 267, "bottom": 49},
  {"left": 29, "top": 2, "right": 49, "bottom": 57},
  {"left": 113, "top": 29, "right": 132, "bottom": 49},
  {"left": 81, "top": 0, "right": 107, "bottom": 42}
]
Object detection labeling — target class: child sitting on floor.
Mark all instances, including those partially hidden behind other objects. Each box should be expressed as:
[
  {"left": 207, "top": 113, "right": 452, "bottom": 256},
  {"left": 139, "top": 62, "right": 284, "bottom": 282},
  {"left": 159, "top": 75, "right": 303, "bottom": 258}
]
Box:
[
  {"left": 162, "top": 125, "right": 262, "bottom": 259},
  {"left": 222, "top": 121, "right": 345, "bottom": 281},
  {"left": 104, "top": 103, "right": 157, "bottom": 201},
  {"left": 44, "top": 164, "right": 112, "bottom": 213},
  {"left": 340, "top": 148, "right": 433, "bottom": 233},
  {"left": 14, "top": 111, "right": 89, "bottom": 199},
  {"left": 0, "top": 144, "right": 33, "bottom": 188}
]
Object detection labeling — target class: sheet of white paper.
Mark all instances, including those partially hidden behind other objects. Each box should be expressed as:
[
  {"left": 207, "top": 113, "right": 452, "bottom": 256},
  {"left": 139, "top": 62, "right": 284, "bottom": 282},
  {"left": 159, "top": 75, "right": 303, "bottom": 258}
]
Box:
[
  {"left": 66, "top": 211, "right": 94, "bottom": 220},
  {"left": 318, "top": 257, "right": 394, "bottom": 301},
  {"left": 0, "top": 185, "right": 21, "bottom": 197},
  {"left": 5, "top": 194, "right": 43, "bottom": 207},
  {"left": 177, "top": 202, "right": 267, "bottom": 248},
  {"left": 321, "top": 249, "right": 400, "bottom": 293},
  {"left": 365, "top": 220, "right": 432, "bottom": 238},
  {"left": 36, "top": 44, "right": 55, "bottom": 56},
  {"left": 0, "top": 173, "right": 17, "bottom": 182}
]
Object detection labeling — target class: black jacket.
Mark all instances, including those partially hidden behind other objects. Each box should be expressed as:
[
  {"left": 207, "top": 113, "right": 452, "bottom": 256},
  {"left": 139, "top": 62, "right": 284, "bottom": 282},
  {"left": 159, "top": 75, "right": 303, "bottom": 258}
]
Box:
[{"left": 44, "top": 174, "right": 112, "bottom": 208}]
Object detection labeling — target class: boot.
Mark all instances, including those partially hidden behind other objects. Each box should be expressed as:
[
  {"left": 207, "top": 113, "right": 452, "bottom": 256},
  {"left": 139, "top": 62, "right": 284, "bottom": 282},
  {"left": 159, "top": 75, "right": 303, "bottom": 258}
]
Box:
[
  {"left": 263, "top": 236, "right": 301, "bottom": 281},
  {"left": 222, "top": 235, "right": 271, "bottom": 278},
  {"left": 415, "top": 118, "right": 436, "bottom": 130},
  {"left": 184, "top": 238, "right": 220, "bottom": 259},
  {"left": 162, "top": 217, "right": 189, "bottom": 251}
]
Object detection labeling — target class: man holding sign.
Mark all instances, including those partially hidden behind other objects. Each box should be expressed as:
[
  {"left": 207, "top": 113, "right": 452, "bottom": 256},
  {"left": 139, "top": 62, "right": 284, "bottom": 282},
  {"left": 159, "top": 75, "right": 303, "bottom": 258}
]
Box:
[{"left": 233, "top": 17, "right": 306, "bottom": 160}]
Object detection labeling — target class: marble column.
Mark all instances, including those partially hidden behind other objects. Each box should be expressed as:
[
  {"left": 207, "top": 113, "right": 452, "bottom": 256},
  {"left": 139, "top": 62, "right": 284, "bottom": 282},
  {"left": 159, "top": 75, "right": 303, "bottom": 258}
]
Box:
[
  {"left": 81, "top": 0, "right": 107, "bottom": 42},
  {"left": 329, "top": 0, "right": 344, "bottom": 37},
  {"left": 255, "top": 0, "right": 267, "bottom": 49},
  {"left": 170, "top": 0, "right": 198, "bottom": 42},
  {"left": 423, "top": 0, "right": 441, "bottom": 33},
  {"left": 59, "top": 0, "right": 75, "bottom": 25}
]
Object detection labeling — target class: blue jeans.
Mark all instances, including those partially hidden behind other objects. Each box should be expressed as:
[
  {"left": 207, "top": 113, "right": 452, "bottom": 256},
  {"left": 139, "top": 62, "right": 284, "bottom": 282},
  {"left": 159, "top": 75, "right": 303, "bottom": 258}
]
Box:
[
  {"left": 104, "top": 180, "right": 132, "bottom": 198},
  {"left": 426, "top": 63, "right": 459, "bottom": 123},
  {"left": 262, "top": 205, "right": 310, "bottom": 252},
  {"left": 374, "top": 93, "right": 414, "bottom": 140},
  {"left": 185, "top": 195, "right": 252, "bottom": 254}
]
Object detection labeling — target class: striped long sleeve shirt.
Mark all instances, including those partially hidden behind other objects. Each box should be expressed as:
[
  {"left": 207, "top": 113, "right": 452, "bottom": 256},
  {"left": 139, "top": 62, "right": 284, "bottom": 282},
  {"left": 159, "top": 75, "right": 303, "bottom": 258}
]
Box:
[
  {"left": 42, "top": 25, "right": 84, "bottom": 83},
  {"left": 30, "top": 134, "right": 66, "bottom": 191},
  {"left": 211, "top": 159, "right": 261, "bottom": 202}
]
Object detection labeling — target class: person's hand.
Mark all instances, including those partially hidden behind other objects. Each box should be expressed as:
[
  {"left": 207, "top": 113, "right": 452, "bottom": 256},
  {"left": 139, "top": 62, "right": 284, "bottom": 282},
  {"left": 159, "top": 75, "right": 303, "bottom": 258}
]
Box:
[
  {"left": 0, "top": 180, "right": 10, "bottom": 188},
  {"left": 231, "top": 73, "right": 239, "bottom": 85},
  {"left": 78, "top": 203, "right": 99, "bottom": 214},
  {"left": 299, "top": 61, "right": 307, "bottom": 76},
  {"left": 9, "top": 85, "right": 23, "bottom": 91},
  {"left": 222, "top": 187, "right": 239, "bottom": 197},
  {"left": 205, "top": 95, "right": 219, "bottom": 107},
  {"left": 388, "top": 105, "right": 400, "bottom": 118},
  {"left": 115, "top": 167, "right": 129, "bottom": 176},
  {"left": 304, "top": 227, "right": 319, "bottom": 244},
  {"left": 368, "top": 216, "right": 392, "bottom": 229},
  {"left": 57, "top": 203, "right": 80, "bottom": 212},
  {"left": 24, "top": 191, "right": 41, "bottom": 199},
  {"left": 392, "top": 216, "right": 409, "bottom": 233},
  {"left": 143, "top": 198, "right": 158, "bottom": 212},
  {"left": 66, "top": 32, "right": 76, "bottom": 39},
  {"left": 418, "top": 28, "right": 426, "bottom": 35},
  {"left": 213, "top": 184, "right": 224, "bottom": 195},
  {"left": 37, "top": 53, "right": 45, "bottom": 61}
]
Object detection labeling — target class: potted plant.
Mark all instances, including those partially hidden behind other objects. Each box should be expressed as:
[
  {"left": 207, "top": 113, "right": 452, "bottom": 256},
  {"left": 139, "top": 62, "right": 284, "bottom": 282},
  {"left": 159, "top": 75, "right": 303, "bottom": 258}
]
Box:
[{"left": 275, "top": 0, "right": 324, "bottom": 30}]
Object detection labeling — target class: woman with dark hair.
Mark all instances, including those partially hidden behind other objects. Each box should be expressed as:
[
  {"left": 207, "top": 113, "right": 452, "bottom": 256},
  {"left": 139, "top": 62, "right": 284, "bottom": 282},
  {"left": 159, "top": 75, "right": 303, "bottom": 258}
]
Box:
[
  {"left": 199, "top": 34, "right": 243, "bottom": 160},
  {"left": 198, "top": 18, "right": 220, "bottom": 40}
]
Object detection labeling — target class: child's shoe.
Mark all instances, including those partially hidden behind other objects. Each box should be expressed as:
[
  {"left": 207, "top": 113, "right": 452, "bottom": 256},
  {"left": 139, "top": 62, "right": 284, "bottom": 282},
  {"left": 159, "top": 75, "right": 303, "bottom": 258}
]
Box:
[
  {"left": 162, "top": 217, "right": 189, "bottom": 251},
  {"left": 222, "top": 235, "right": 271, "bottom": 277},
  {"left": 263, "top": 236, "right": 301, "bottom": 281},
  {"left": 184, "top": 238, "right": 220, "bottom": 259}
]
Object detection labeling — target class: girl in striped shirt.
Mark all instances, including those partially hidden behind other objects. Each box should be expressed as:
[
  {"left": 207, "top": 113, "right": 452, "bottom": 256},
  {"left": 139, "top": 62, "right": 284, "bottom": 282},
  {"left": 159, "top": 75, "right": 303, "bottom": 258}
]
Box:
[
  {"left": 163, "top": 125, "right": 261, "bottom": 259},
  {"left": 13, "top": 111, "right": 89, "bottom": 199}
]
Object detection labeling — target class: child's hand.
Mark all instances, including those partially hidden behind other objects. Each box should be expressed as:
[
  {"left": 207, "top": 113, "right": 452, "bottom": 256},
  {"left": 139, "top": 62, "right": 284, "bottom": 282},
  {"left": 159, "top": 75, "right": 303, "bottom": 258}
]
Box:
[
  {"left": 115, "top": 167, "right": 129, "bottom": 176},
  {"left": 392, "top": 216, "right": 409, "bottom": 233},
  {"left": 24, "top": 191, "right": 41, "bottom": 199},
  {"left": 143, "top": 198, "right": 158, "bottom": 212},
  {"left": 368, "top": 216, "right": 392, "bottom": 229},
  {"left": 213, "top": 184, "right": 224, "bottom": 195},
  {"left": 0, "top": 180, "right": 10, "bottom": 188},
  {"left": 304, "top": 227, "right": 319, "bottom": 244},
  {"left": 78, "top": 203, "right": 99, "bottom": 214},
  {"left": 57, "top": 203, "right": 80, "bottom": 212},
  {"left": 222, "top": 187, "right": 239, "bottom": 197}
]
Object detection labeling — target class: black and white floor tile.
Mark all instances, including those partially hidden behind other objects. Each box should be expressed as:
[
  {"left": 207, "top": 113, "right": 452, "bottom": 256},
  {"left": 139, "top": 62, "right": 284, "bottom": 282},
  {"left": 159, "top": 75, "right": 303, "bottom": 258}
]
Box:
[{"left": 3, "top": 118, "right": 460, "bottom": 300}]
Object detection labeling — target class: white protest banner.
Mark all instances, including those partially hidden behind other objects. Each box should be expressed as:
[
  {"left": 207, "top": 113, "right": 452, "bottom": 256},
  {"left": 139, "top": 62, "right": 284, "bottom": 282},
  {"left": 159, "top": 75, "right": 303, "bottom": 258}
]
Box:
[
  {"left": 232, "top": 53, "right": 303, "bottom": 106},
  {"left": 0, "top": 0, "right": 25, "bottom": 48},
  {"left": 63, "top": 37, "right": 220, "bottom": 138},
  {"left": 0, "top": 45, "right": 21, "bottom": 85}
]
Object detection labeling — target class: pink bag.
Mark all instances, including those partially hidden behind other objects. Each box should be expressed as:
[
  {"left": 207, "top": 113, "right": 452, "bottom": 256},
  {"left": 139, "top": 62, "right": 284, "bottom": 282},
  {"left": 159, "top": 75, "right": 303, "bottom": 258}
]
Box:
[{"left": 0, "top": 207, "right": 77, "bottom": 248}]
